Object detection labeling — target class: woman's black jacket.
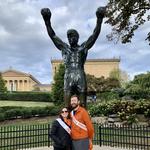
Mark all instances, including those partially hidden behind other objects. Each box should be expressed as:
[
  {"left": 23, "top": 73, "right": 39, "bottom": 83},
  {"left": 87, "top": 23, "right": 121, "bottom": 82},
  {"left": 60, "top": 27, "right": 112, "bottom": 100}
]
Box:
[{"left": 49, "top": 118, "right": 72, "bottom": 148}]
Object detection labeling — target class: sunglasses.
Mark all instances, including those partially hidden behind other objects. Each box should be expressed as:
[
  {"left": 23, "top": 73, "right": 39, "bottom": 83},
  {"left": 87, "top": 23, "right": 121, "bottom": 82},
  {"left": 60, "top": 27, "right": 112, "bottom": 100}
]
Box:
[{"left": 61, "top": 110, "right": 68, "bottom": 113}]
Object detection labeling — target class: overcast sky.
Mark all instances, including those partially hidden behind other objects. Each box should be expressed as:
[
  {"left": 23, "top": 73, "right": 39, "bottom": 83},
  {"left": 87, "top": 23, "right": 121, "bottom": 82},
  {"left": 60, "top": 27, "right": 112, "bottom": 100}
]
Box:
[{"left": 0, "top": 0, "right": 149, "bottom": 84}]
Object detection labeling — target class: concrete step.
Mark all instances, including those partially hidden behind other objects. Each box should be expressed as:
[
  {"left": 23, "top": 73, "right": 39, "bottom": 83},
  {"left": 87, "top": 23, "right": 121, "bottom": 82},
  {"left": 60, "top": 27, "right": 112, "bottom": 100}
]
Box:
[{"left": 24, "top": 145, "right": 129, "bottom": 150}]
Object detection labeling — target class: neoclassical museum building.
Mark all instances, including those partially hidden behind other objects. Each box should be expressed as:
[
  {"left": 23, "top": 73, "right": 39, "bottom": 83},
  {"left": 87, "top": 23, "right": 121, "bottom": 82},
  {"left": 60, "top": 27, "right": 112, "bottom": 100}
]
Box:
[{"left": 1, "top": 68, "right": 51, "bottom": 92}]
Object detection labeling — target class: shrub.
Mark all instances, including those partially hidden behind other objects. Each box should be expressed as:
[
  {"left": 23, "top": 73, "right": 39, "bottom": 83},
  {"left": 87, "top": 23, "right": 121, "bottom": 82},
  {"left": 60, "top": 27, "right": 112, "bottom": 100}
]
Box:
[
  {"left": 36, "top": 107, "right": 48, "bottom": 117},
  {"left": 21, "top": 108, "right": 32, "bottom": 118},
  {"left": 126, "top": 114, "right": 138, "bottom": 125},
  {"left": 5, "top": 109, "right": 18, "bottom": 119},
  {"left": 0, "top": 92, "right": 52, "bottom": 102},
  {"left": 47, "top": 106, "right": 60, "bottom": 116},
  {"left": 0, "top": 105, "right": 60, "bottom": 121},
  {"left": 0, "top": 113, "right": 5, "bottom": 121},
  {"left": 89, "top": 102, "right": 114, "bottom": 117},
  {"left": 31, "top": 107, "right": 40, "bottom": 116},
  {"left": 89, "top": 100, "right": 150, "bottom": 123},
  {"left": 134, "top": 100, "right": 150, "bottom": 114}
]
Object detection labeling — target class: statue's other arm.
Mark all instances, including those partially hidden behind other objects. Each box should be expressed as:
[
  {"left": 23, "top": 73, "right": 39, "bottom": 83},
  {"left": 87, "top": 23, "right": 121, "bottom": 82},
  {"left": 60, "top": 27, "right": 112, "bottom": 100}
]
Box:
[
  {"left": 41, "top": 8, "right": 68, "bottom": 51},
  {"left": 81, "top": 7, "right": 106, "bottom": 50}
]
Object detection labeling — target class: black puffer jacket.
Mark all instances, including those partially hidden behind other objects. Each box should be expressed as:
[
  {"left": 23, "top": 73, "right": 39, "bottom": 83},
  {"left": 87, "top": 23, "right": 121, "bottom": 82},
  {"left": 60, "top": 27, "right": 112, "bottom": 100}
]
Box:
[{"left": 49, "top": 118, "right": 72, "bottom": 149}]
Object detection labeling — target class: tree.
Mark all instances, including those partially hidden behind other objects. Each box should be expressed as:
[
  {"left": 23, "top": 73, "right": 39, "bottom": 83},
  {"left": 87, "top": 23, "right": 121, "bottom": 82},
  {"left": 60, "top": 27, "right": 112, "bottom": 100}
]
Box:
[
  {"left": 51, "top": 64, "right": 65, "bottom": 104},
  {"left": 109, "top": 68, "right": 130, "bottom": 88},
  {"left": 0, "top": 72, "right": 7, "bottom": 93},
  {"left": 104, "top": 77, "right": 121, "bottom": 91},
  {"left": 106, "top": 0, "right": 150, "bottom": 44},
  {"left": 109, "top": 68, "right": 121, "bottom": 81},
  {"left": 86, "top": 74, "right": 97, "bottom": 92},
  {"left": 125, "top": 72, "right": 150, "bottom": 99},
  {"left": 86, "top": 74, "right": 120, "bottom": 92}
]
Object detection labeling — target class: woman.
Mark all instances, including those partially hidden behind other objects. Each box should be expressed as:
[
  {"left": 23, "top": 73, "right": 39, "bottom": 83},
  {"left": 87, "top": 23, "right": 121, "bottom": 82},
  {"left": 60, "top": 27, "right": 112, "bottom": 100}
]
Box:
[{"left": 50, "top": 107, "right": 72, "bottom": 150}]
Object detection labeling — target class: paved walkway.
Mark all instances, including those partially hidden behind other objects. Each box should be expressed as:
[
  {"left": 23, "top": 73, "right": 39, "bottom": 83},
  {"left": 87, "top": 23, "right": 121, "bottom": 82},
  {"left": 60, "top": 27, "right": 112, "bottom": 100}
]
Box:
[{"left": 25, "top": 145, "right": 129, "bottom": 150}]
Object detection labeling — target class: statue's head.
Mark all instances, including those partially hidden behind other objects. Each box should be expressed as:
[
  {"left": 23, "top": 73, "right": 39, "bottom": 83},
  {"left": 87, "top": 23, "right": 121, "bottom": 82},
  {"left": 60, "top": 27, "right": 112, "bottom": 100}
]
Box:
[{"left": 67, "top": 29, "right": 79, "bottom": 47}]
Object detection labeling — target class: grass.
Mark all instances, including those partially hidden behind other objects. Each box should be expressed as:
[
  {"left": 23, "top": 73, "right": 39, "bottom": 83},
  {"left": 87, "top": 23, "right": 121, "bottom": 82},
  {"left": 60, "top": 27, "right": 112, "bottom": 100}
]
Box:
[
  {"left": 0, "top": 100, "right": 57, "bottom": 127},
  {"left": 0, "top": 100, "right": 53, "bottom": 107},
  {"left": 0, "top": 116, "right": 57, "bottom": 126}
]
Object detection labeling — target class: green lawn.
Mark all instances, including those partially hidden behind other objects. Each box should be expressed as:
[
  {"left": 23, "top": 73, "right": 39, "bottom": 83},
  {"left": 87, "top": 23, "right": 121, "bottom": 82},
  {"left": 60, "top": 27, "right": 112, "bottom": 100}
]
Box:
[
  {"left": 0, "top": 100, "right": 53, "bottom": 107},
  {"left": 0, "top": 116, "right": 57, "bottom": 126}
]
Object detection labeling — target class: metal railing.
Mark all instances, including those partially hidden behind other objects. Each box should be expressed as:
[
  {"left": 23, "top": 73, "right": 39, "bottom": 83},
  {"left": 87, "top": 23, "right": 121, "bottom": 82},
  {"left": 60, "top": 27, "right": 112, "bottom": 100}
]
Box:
[
  {"left": 0, "top": 123, "right": 150, "bottom": 150},
  {"left": 0, "top": 124, "right": 52, "bottom": 150},
  {"left": 99, "top": 124, "right": 150, "bottom": 150}
]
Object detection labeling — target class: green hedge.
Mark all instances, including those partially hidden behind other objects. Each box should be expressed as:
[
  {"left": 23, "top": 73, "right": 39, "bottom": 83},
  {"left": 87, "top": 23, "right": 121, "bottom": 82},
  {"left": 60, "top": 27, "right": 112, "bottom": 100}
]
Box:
[
  {"left": 0, "top": 106, "right": 60, "bottom": 121},
  {"left": 89, "top": 100, "right": 150, "bottom": 119},
  {"left": 0, "top": 92, "right": 52, "bottom": 102}
]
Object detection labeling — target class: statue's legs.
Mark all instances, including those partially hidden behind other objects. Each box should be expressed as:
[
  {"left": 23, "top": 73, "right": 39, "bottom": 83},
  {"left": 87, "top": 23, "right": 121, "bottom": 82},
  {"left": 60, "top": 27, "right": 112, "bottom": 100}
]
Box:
[
  {"left": 79, "top": 92, "right": 87, "bottom": 108},
  {"left": 77, "top": 72, "right": 87, "bottom": 108},
  {"left": 64, "top": 71, "right": 87, "bottom": 108},
  {"left": 64, "top": 90, "right": 72, "bottom": 108}
]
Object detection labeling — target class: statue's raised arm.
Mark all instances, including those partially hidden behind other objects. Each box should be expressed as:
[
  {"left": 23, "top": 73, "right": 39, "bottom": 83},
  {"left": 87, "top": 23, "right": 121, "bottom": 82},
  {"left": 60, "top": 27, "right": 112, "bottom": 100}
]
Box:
[
  {"left": 41, "top": 8, "right": 68, "bottom": 51},
  {"left": 81, "top": 7, "right": 106, "bottom": 50}
]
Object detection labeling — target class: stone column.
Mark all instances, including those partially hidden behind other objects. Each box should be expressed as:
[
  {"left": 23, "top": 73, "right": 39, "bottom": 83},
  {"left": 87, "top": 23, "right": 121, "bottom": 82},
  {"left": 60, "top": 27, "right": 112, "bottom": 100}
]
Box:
[
  {"left": 28, "top": 79, "right": 30, "bottom": 91},
  {"left": 18, "top": 80, "right": 20, "bottom": 91},
  {"left": 9, "top": 80, "right": 11, "bottom": 91},
  {"left": 22, "top": 80, "right": 24, "bottom": 91},
  {"left": 13, "top": 80, "right": 15, "bottom": 91},
  {"left": 11, "top": 80, "right": 13, "bottom": 91},
  {"left": 20, "top": 80, "right": 22, "bottom": 91}
]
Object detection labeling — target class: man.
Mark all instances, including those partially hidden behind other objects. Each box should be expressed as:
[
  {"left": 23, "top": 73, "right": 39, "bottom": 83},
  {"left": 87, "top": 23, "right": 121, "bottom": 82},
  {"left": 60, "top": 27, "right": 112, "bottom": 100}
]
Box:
[
  {"left": 41, "top": 7, "right": 105, "bottom": 107},
  {"left": 70, "top": 95, "right": 94, "bottom": 150}
]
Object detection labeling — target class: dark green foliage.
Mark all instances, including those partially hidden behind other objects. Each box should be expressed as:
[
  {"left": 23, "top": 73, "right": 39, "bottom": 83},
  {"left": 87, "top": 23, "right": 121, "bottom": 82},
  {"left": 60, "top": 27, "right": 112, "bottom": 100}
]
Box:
[
  {"left": 97, "top": 91, "right": 119, "bottom": 101},
  {"left": 51, "top": 64, "right": 65, "bottom": 104},
  {"left": 0, "top": 72, "right": 7, "bottom": 93},
  {"left": 86, "top": 74, "right": 120, "bottom": 92},
  {"left": 106, "top": 0, "right": 150, "bottom": 45},
  {"left": 89, "top": 100, "right": 150, "bottom": 121},
  {"left": 0, "top": 105, "right": 60, "bottom": 121},
  {"left": 125, "top": 72, "right": 150, "bottom": 99},
  {"left": 0, "top": 92, "right": 52, "bottom": 102},
  {"left": 0, "top": 113, "right": 5, "bottom": 121},
  {"left": 89, "top": 102, "right": 113, "bottom": 117}
]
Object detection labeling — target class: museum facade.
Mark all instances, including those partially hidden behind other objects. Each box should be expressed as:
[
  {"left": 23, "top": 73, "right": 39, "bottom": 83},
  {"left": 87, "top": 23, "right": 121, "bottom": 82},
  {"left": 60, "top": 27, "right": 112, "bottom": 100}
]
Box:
[{"left": 1, "top": 69, "right": 51, "bottom": 92}]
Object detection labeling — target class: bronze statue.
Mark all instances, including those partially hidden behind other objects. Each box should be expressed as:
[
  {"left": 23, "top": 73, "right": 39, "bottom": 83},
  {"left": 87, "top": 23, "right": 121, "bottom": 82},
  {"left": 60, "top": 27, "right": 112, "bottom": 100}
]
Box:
[{"left": 41, "top": 7, "right": 105, "bottom": 107}]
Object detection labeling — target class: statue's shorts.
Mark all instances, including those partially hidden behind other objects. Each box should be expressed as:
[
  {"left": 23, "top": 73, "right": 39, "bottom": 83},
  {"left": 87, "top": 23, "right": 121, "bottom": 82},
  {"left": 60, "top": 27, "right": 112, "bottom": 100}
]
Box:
[{"left": 64, "top": 70, "right": 86, "bottom": 93}]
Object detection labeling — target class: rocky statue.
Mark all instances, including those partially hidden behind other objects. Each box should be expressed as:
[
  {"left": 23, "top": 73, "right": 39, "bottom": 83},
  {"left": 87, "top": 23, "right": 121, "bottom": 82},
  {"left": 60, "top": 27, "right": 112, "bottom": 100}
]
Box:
[{"left": 41, "top": 7, "right": 105, "bottom": 107}]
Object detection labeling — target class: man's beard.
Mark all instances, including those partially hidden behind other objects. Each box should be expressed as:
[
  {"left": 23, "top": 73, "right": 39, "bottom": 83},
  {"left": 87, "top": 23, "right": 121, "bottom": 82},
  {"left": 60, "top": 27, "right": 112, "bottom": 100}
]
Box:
[{"left": 71, "top": 103, "right": 78, "bottom": 109}]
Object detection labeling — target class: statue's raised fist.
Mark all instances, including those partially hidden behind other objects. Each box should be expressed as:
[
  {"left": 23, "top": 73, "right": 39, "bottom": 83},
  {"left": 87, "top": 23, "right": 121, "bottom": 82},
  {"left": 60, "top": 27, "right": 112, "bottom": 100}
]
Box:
[
  {"left": 96, "top": 7, "right": 106, "bottom": 18},
  {"left": 41, "top": 8, "right": 51, "bottom": 20}
]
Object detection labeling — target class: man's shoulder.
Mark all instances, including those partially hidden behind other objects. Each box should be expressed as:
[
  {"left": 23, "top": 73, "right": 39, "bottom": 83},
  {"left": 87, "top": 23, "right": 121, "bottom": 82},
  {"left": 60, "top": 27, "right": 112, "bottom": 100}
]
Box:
[{"left": 79, "top": 106, "right": 88, "bottom": 113}]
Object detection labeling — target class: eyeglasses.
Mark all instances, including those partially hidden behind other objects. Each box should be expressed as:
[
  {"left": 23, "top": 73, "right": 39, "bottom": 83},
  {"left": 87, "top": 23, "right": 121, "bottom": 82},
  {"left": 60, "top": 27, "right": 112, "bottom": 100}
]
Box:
[{"left": 61, "top": 110, "right": 68, "bottom": 113}]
